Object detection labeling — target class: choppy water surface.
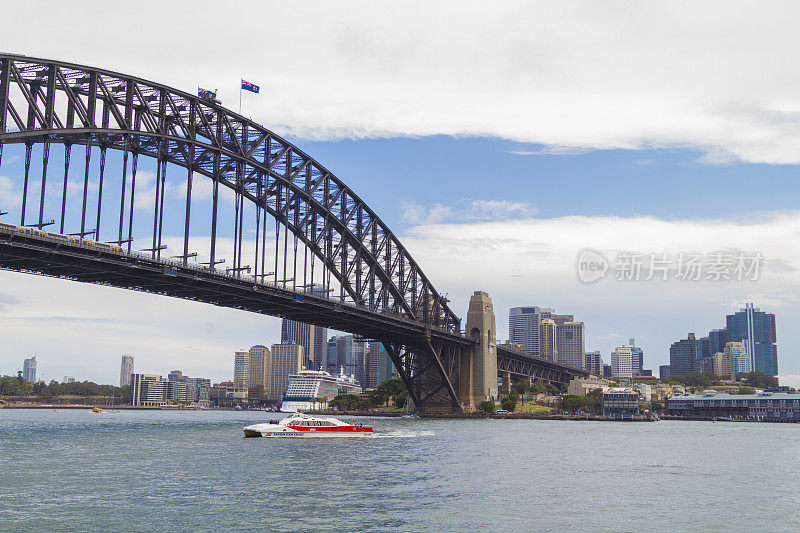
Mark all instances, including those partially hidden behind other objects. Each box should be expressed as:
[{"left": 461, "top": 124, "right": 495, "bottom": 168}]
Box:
[{"left": 1, "top": 410, "right": 798, "bottom": 532}]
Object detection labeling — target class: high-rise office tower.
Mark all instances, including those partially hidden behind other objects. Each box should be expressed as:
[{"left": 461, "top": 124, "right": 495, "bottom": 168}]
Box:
[
  {"left": 611, "top": 345, "right": 633, "bottom": 379},
  {"left": 268, "top": 343, "right": 304, "bottom": 399},
  {"left": 120, "top": 355, "right": 134, "bottom": 387},
  {"left": 365, "top": 342, "right": 380, "bottom": 389},
  {"left": 628, "top": 338, "right": 644, "bottom": 376},
  {"left": 708, "top": 328, "right": 727, "bottom": 356},
  {"left": 335, "top": 335, "right": 353, "bottom": 371},
  {"left": 539, "top": 319, "right": 558, "bottom": 362},
  {"left": 556, "top": 322, "right": 585, "bottom": 370},
  {"left": 281, "top": 318, "right": 327, "bottom": 370},
  {"left": 377, "top": 343, "right": 395, "bottom": 384},
  {"left": 233, "top": 350, "right": 250, "bottom": 390},
  {"left": 22, "top": 356, "right": 37, "bottom": 383},
  {"left": 585, "top": 351, "right": 604, "bottom": 375},
  {"left": 509, "top": 306, "right": 553, "bottom": 357},
  {"left": 726, "top": 303, "right": 778, "bottom": 376},
  {"left": 326, "top": 338, "right": 339, "bottom": 373},
  {"left": 669, "top": 333, "right": 698, "bottom": 376},
  {"left": 167, "top": 370, "right": 183, "bottom": 382},
  {"left": 248, "top": 345, "right": 271, "bottom": 398}
]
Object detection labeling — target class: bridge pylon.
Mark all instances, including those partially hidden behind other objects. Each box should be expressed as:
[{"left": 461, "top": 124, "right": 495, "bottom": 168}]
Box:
[{"left": 460, "top": 291, "right": 498, "bottom": 411}]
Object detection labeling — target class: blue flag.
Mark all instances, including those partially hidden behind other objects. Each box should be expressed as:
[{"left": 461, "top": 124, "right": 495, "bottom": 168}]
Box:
[
  {"left": 198, "top": 87, "right": 216, "bottom": 99},
  {"left": 241, "top": 80, "right": 260, "bottom": 94}
]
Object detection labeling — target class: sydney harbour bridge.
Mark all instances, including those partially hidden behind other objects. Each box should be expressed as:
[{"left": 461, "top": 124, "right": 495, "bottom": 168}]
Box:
[{"left": 0, "top": 54, "right": 585, "bottom": 412}]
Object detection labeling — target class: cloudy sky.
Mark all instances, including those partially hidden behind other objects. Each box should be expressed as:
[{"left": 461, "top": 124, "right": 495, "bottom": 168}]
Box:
[{"left": 1, "top": 1, "right": 798, "bottom": 386}]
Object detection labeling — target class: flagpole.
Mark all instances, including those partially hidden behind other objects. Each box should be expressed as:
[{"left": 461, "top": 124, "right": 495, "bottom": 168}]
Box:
[{"left": 239, "top": 79, "right": 242, "bottom": 115}]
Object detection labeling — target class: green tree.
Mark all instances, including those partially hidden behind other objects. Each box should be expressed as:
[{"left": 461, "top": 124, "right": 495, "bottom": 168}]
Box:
[
  {"left": 666, "top": 372, "right": 719, "bottom": 389},
  {"left": 329, "top": 394, "right": 366, "bottom": 411},
  {"left": 478, "top": 400, "right": 496, "bottom": 414},
  {"left": 735, "top": 371, "right": 778, "bottom": 389},
  {"left": 737, "top": 387, "right": 755, "bottom": 395},
  {"left": 500, "top": 395, "right": 517, "bottom": 412},
  {"left": 530, "top": 379, "right": 547, "bottom": 395}
]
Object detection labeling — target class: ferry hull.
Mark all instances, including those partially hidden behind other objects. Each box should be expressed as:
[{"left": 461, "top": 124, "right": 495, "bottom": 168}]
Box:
[{"left": 244, "top": 428, "right": 373, "bottom": 438}]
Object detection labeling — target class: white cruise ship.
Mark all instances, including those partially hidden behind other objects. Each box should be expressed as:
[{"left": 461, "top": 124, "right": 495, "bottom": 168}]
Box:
[{"left": 280, "top": 368, "right": 362, "bottom": 412}]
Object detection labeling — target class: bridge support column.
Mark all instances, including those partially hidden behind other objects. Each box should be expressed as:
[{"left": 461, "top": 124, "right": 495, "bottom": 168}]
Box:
[
  {"left": 461, "top": 291, "right": 498, "bottom": 408},
  {"left": 501, "top": 371, "right": 512, "bottom": 396}
]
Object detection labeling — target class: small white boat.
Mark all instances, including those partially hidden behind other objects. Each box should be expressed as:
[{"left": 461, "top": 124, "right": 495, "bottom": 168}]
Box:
[{"left": 243, "top": 413, "right": 373, "bottom": 438}]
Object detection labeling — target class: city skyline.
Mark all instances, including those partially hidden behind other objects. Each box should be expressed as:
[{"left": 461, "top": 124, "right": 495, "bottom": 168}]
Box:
[{"left": 3, "top": 301, "right": 790, "bottom": 387}]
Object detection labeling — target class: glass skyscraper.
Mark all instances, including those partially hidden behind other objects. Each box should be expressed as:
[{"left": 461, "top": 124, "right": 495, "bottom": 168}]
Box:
[
  {"left": 726, "top": 303, "right": 778, "bottom": 376},
  {"left": 669, "top": 333, "right": 698, "bottom": 377}
]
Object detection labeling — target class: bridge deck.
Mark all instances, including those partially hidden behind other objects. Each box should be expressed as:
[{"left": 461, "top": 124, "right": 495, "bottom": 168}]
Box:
[{"left": 0, "top": 225, "right": 473, "bottom": 348}]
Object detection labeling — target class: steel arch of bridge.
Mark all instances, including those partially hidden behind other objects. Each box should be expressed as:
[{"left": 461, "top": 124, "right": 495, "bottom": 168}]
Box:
[
  {"left": 0, "top": 53, "right": 586, "bottom": 412},
  {"left": 0, "top": 53, "right": 460, "bottom": 334}
]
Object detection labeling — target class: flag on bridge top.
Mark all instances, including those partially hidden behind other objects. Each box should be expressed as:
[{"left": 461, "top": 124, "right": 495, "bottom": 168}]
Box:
[
  {"left": 241, "top": 80, "right": 260, "bottom": 94},
  {"left": 198, "top": 87, "right": 216, "bottom": 99}
]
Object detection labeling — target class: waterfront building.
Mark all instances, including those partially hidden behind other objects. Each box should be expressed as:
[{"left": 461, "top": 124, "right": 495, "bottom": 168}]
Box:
[
  {"left": 652, "top": 383, "right": 674, "bottom": 401},
  {"left": 726, "top": 303, "right": 778, "bottom": 376},
  {"left": 628, "top": 338, "right": 644, "bottom": 376},
  {"left": 659, "top": 364, "right": 670, "bottom": 379},
  {"left": 636, "top": 383, "right": 652, "bottom": 402},
  {"left": 585, "top": 351, "right": 604, "bottom": 375},
  {"left": 611, "top": 345, "right": 633, "bottom": 379},
  {"left": 210, "top": 381, "right": 247, "bottom": 406},
  {"left": 248, "top": 345, "right": 271, "bottom": 398},
  {"left": 567, "top": 376, "right": 606, "bottom": 396},
  {"left": 120, "top": 355, "right": 134, "bottom": 387},
  {"left": 539, "top": 319, "right": 558, "bottom": 362},
  {"left": 667, "top": 391, "right": 799, "bottom": 421},
  {"left": 233, "top": 350, "right": 250, "bottom": 390},
  {"left": 166, "top": 380, "right": 190, "bottom": 402},
  {"left": 669, "top": 333, "right": 698, "bottom": 376},
  {"left": 62, "top": 376, "right": 76, "bottom": 384},
  {"left": 185, "top": 377, "right": 212, "bottom": 406},
  {"left": 556, "top": 322, "right": 585, "bottom": 370},
  {"left": 601, "top": 387, "right": 640, "bottom": 418},
  {"left": 22, "top": 356, "right": 37, "bottom": 383},
  {"left": 130, "top": 374, "right": 167, "bottom": 406},
  {"left": 269, "top": 343, "right": 304, "bottom": 400},
  {"left": 167, "top": 370, "right": 183, "bottom": 382},
  {"left": 508, "top": 306, "right": 552, "bottom": 357}
]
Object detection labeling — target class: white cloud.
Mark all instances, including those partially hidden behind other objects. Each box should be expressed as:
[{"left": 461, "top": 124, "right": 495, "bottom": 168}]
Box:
[
  {"left": 5, "top": 1, "right": 800, "bottom": 163},
  {"left": 778, "top": 375, "right": 800, "bottom": 389},
  {"left": 400, "top": 197, "right": 535, "bottom": 225},
  {"left": 398, "top": 210, "right": 800, "bottom": 373}
]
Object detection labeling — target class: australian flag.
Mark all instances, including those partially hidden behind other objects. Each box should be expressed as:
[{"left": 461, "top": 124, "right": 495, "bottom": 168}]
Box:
[
  {"left": 197, "top": 87, "right": 216, "bottom": 99},
  {"left": 241, "top": 80, "right": 260, "bottom": 94}
]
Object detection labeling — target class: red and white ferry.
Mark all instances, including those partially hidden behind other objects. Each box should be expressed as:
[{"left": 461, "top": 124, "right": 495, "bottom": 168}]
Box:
[{"left": 243, "top": 413, "right": 373, "bottom": 438}]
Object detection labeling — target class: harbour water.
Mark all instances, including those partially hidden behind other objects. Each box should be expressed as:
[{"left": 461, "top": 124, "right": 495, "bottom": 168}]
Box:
[{"left": 1, "top": 410, "right": 798, "bottom": 532}]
